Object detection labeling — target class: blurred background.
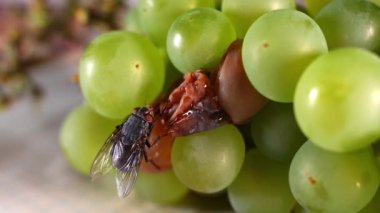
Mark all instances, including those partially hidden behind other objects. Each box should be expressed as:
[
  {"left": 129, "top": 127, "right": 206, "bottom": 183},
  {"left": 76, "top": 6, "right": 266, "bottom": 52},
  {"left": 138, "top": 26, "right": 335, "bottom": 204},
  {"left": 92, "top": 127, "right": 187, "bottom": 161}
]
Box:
[{"left": 0, "top": 0, "right": 128, "bottom": 111}]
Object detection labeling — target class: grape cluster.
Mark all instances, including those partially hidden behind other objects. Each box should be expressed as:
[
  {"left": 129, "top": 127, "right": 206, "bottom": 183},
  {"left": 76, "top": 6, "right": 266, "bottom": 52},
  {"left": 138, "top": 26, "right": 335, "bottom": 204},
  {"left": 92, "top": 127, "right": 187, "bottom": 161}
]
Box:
[{"left": 60, "top": 0, "right": 380, "bottom": 212}]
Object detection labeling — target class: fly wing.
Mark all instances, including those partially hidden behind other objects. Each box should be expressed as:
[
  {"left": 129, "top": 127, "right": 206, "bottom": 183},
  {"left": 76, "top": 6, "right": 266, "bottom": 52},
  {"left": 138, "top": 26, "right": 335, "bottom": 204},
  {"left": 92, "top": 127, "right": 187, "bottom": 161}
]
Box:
[
  {"left": 90, "top": 128, "right": 122, "bottom": 180},
  {"left": 170, "top": 103, "right": 230, "bottom": 137},
  {"left": 115, "top": 147, "right": 143, "bottom": 198}
]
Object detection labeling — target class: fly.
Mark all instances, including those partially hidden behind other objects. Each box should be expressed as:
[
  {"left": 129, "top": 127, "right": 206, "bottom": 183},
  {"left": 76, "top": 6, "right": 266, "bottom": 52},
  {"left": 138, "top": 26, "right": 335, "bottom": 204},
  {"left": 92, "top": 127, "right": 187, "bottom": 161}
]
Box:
[{"left": 90, "top": 107, "right": 156, "bottom": 197}]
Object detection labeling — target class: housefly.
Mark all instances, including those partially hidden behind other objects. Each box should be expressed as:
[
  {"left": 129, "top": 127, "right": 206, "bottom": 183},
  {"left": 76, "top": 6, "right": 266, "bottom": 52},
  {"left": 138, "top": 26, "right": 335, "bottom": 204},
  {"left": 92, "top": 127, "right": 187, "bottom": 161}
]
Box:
[
  {"left": 90, "top": 71, "right": 229, "bottom": 198},
  {"left": 90, "top": 107, "right": 155, "bottom": 197}
]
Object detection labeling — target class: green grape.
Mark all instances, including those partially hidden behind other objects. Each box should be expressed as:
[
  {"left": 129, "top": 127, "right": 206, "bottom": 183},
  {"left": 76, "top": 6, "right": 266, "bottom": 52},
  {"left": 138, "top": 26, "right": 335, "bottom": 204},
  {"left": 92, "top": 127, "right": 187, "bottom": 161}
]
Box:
[
  {"left": 167, "top": 8, "right": 236, "bottom": 73},
  {"left": 359, "top": 187, "right": 380, "bottom": 213},
  {"left": 79, "top": 31, "right": 165, "bottom": 119},
  {"left": 60, "top": 105, "right": 121, "bottom": 175},
  {"left": 242, "top": 9, "right": 328, "bottom": 102},
  {"left": 137, "top": 0, "right": 216, "bottom": 47},
  {"left": 222, "top": 0, "right": 295, "bottom": 38},
  {"left": 294, "top": 48, "right": 380, "bottom": 152},
  {"left": 315, "top": 0, "right": 380, "bottom": 53},
  {"left": 304, "top": 0, "right": 333, "bottom": 16},
  {"left": 135, "top": 170, "right": 189, "bottom": 204},
  {"left": 228, "top": 149, "right": 295, "bottom": 213},
  {"left": 250, "top": 102, "right": 306, "bottom": 163},
  {"left": 172, "top": 124, "right": 245, "bottom": 193},
  {"left": 289, "top": 142, "right": 380, "bottom": 213},
  {"left": 124, "top": 7, "right": 143, "bottom": 34}
]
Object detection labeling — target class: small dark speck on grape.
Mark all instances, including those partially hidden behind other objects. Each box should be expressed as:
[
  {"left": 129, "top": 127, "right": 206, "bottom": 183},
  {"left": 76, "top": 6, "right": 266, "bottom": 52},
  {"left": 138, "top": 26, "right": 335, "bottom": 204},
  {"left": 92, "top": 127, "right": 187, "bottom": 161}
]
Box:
[
  {"left": 262, "top": 42, "right": 269, "bottom": 48},
  {"left": 308, "top": 176, "right": 317, "bottom": 185},
  {"left": 135, "top": 63, "right": 140, "bottom": 69}
]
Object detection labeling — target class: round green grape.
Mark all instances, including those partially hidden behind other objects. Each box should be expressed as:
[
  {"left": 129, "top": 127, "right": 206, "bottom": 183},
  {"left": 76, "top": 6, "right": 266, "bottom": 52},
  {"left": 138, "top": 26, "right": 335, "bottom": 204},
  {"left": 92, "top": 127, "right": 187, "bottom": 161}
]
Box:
[
  {"left": 289, "top": 142, "right": 380, "bottom": 213},
  {"left": 294, "top": 48, "right": 380, "bottom": 152},
  {"left": 167, "top": 8, "right": 236, "bottom": 73},
  {"left": 242, "top": 9, "right": 328, "bottom": 102},
  {"left": 228, "top": 149, "right": 295, "bottom": 213},
  {"left": 222, "top": 0, "right": 295, "bottom": 38},
  {"left": 137, "top": 0, "right": 216, "bottom": 47},
  {"left": 172, "top": 125, "right": 245, "bottom": 193},
  {"left": 315, "top": 0, "right": 380, "bottom": 53},
  {"left": 79, "top": 31, "right": 165, "bottom": 119},
  {"left": 135, "top": 170, "right": 189, "bottom": 204},
  {"left": 250, "top": 102, "right": 306, "bottom": 162},
  {"left": 60, "top": 105, "right": 121, "bottom": 175}
]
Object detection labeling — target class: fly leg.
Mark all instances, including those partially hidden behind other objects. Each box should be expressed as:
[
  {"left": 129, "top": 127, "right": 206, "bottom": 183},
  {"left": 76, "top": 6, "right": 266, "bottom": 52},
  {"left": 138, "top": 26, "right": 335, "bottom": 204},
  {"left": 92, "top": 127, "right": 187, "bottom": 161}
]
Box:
[
  {"left": 144, "top": 139, "right": 151, "bottom": 148},
  {"left": 150, "top": 131, "right": 174, "bottom": 147}
]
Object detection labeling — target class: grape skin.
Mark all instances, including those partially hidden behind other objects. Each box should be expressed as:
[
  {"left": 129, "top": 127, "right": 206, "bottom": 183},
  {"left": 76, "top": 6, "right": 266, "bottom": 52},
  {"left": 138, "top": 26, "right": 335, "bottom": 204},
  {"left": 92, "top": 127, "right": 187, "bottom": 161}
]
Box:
[
  {"left": 79, "top": 31, "right": 165, "bottom": 119},
  {"left": 242, "top": 9, "right": 328, "bottom": 102},
  {"left": 166, "top": 8, "right": 236, "bottom": 73},
  {"left": 294, "top": 48, "right": 380, "bottom": 152},
  {"left": 60, "top": 105, "right": 121, "bottom": 175},
  {"left": 171, "top": 125, "right": 245, "bottom": 193},
  {"left": 135, "top": 170, "right": 189, "bottom": 204},
  {"left": 289, "top": 142, "right": 380, "bottom": 213},
  {"left": 228, "top": 149, "right": 295, "bottom": 213}
]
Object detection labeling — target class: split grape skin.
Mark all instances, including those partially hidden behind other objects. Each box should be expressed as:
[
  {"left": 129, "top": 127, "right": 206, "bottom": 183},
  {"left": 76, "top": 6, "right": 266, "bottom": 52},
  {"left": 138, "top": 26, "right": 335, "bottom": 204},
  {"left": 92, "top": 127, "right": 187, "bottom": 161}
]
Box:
[{"left": 140, "top": 40, "right": 271, "bottom": 172}]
